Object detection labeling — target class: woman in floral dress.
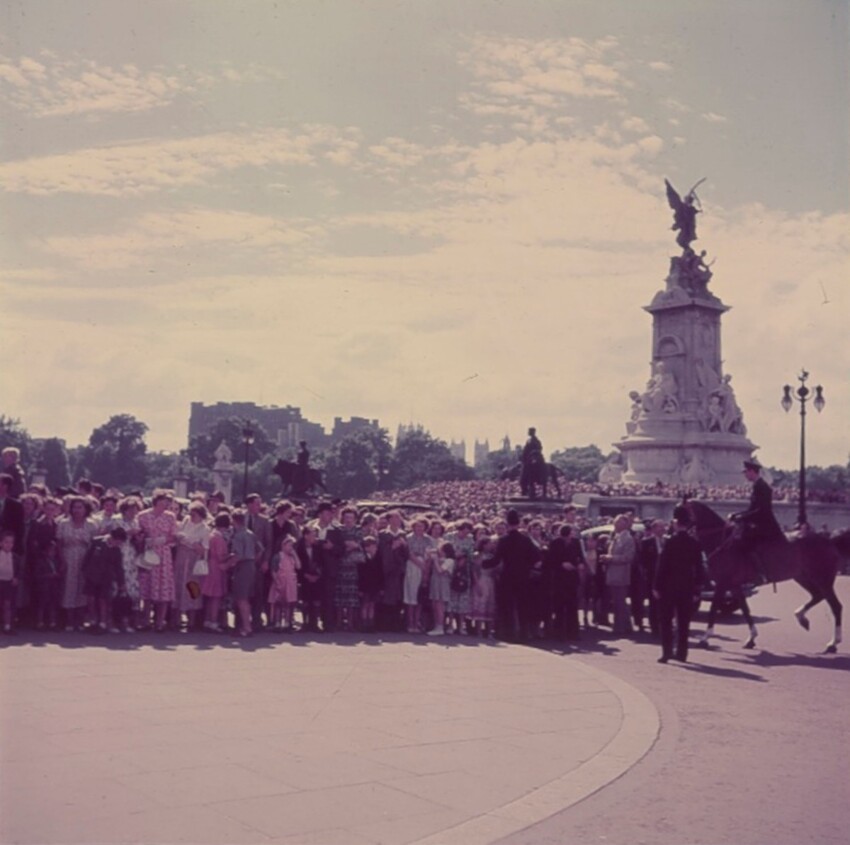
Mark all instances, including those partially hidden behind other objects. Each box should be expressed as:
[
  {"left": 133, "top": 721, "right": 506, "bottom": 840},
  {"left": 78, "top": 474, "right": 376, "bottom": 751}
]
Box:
[
  {"left": 116, "top": 497, "right": 143, "bottom": 629},
  {"left": 447, "top": 520, "right": 475, "bottom": 634},
  {"left": 57, "top": 496, "right": 98, "bottom": 631},
  {"left": 137, "top": 490, "right": 178, "bottom": 632}
]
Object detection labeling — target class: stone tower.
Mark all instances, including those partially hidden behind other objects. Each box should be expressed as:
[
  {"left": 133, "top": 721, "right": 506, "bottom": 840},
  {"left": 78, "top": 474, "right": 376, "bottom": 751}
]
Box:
[{"left": 611, "top": 180, "right": 757, "bottom": 487}]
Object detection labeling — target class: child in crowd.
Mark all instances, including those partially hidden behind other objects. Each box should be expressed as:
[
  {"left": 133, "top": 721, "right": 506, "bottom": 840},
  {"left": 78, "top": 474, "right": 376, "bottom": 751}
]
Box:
[
  {"left": 296, "top": 527, "right": 322, "bottom": 633},
  {"left": 471, "top": 536, "right": 498, "bottom": 639},
  {"left": 269, "top": 535, "right": 300, "bottom": 632},
  {"left": 82, "top": 527, "right": 127, "bottom": 633},
  {"left": 0, "top": 531, "right": 21, "bottom": 633},
  {"left": 427, "top": 541, "right": 455, "bottom": 636},
  {"left": 358, "top": 536, "right": 382, "bottom": 632}
]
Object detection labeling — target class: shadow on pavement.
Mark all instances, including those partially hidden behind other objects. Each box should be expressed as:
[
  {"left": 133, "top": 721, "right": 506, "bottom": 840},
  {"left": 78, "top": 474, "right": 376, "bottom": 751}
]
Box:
[
  {"left": 679, "top": 661, "right": 767, "bottom": 682},
  {"left": 724, "top": 650, "right": 850, "bottom": 671},
  {"left": 0, "top": 628, "right": 513, "bottom": 653}
]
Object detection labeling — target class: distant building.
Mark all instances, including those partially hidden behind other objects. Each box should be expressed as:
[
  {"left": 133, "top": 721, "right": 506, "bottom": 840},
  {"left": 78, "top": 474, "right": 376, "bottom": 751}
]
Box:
[
  {"left": 448, "top": 439, "right": 466, "bottom": 464},
  {"left": 188, "top": 402, "right": 380, "bottom": 452},
  {"left": 396, "top": 422, "right": 425, "bottom": 442},
  {"left": 473, "top": 439, "right": 490, "bottom": 468},
  {"left": 331, "top": 416, "right": 380, "bottom": 440}
]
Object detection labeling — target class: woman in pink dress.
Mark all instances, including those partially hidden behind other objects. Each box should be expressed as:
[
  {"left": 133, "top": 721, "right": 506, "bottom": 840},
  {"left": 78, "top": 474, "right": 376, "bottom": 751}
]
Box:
[
  {"left": 202, "top": 513, "right": 234, "bottom": 632},
  {"left": 137, "top": 491, "right": 178, "bottom": 632}
]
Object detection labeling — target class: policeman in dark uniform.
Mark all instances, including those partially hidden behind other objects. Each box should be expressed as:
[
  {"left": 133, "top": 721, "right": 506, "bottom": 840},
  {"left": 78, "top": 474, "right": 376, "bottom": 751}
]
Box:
[{"left": 731, "top": 458, "right": 784, "bottom": 582}]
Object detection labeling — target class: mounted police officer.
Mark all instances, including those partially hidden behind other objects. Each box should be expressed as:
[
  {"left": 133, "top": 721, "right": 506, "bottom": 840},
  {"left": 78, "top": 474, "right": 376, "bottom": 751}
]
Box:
[{"left": 730, "top": 458, "right": 784, "bottom": 582}]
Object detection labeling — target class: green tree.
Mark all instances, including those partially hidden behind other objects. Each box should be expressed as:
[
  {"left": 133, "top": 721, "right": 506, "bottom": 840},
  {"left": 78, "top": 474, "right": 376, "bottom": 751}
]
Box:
[
  {"left": 78, "top": 414, "right": 149, "bottom": 490},
  {"left": 40, "top": 437, "right": 71, "bottom": 491},
  {"left": 323, "top": 427, "right": 393, "bottom": 498},
  {"left": 142, "top": 451, "right": 180, "bottom": 493},
  {"left": 188, "top": 417, "right": 276, "bottom": 469},
  {"left": 549, "top": 445, "right": 606, "bottom": 484},
  {"left": 388, "top": 428, "right": 474, "bottom": 490}
]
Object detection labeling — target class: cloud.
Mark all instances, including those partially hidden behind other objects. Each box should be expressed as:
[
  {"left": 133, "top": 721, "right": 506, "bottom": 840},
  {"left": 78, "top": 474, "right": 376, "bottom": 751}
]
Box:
[
  {"left": 40, "top": 209, "right": 325, "bottom": 271},
  {"left": 701, "top": 111, "right": 728, "bottom": 123},
  {"left": 622, "top": 115, "right": 650, "bottom": 134},
  {"left": 458, "top": 33, "right": 628, "bottom": 134},
  {"left": 0, "top": 124, "right": 361, "bottom": 196},
  {"left": 0, "top": 55, "right": 189, "bottom": 117},
  {"left": 0, "top": 54, "right": 285, "bottom": 118},
  {"left": 648, "top": 60, "right": 673, "bottom": 72}
]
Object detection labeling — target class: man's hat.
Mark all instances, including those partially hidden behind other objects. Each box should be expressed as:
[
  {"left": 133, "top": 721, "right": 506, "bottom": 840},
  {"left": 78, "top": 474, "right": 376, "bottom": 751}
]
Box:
[{"left": 743, "top": 459, "right": 762, "bottom": 472}]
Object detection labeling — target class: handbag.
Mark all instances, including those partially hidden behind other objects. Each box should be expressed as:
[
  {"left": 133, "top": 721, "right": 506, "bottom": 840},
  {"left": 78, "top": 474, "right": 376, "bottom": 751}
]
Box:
[
  {"left": 137, "top": 549, "right": 160, "bottom": 569},
  {"left": 192, "top": 557, "right": 209, "bottom": 576}
]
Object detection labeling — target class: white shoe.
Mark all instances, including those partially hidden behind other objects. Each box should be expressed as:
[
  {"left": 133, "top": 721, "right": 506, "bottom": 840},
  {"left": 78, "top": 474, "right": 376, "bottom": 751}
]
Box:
[{"left": 427, "top": 628, "right": 445, "bottom": 636}]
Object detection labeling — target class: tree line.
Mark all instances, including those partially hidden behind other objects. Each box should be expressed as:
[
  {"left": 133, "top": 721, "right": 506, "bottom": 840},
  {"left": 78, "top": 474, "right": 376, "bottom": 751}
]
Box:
[{"left": 2, "top": 413, "right": 847, "bottom": 501}]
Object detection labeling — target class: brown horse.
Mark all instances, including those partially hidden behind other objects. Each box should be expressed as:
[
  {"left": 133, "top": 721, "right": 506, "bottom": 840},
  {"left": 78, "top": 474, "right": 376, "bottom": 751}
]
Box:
[
  {"left": 500, "top": 460, "right": 563, "bottom": 499},
  {"left": 687, "top": 500, "right": 843, "bottom": 653}
]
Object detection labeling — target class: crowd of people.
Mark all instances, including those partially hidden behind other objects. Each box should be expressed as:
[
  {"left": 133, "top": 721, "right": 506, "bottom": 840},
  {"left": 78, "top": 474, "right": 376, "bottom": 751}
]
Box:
[
  {"left": 374, "top": 477, "right": 848, "bottom": 518},
  {"left": 0, "top": 446, "right": 676, "bottom": 644},
  {"left": 0, "top": 445, "right": 846, "bottom": 653}
]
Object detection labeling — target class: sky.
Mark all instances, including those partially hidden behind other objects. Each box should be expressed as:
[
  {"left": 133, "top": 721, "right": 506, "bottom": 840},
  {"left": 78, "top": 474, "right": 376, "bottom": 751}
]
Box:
[{"left": 1, "top": 0, "right": 848, "bottom": 470}]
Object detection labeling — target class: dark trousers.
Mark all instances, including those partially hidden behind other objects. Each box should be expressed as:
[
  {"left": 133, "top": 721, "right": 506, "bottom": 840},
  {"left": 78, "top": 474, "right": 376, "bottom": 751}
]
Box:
[
  {"left": 550, "top": 572, "right": 580, "bottom": 640},
  {"left": 251, "top": 568, "right": 270, "bottom": 629},
  {"left": 659, "top": 593, "right": 693, "bottom": 661},
  {"left": 501, "top": 578, "right": 531, "bottom": 642},
  {"left": 321, "top": 575, "right": 338, "bottom": 631}
]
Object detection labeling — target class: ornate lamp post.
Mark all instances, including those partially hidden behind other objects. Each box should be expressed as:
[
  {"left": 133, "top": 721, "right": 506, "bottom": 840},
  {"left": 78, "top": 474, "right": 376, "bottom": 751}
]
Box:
[
  {"left": 781, "top": 370, "right": 825, "bottom": 526},
  {"left": 241, "top": 421, "right": 255, "bottom": 504}
]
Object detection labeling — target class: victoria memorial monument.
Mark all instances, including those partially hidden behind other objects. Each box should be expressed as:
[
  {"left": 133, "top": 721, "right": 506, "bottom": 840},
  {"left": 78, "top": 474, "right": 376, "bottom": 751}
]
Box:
[{"left": 605, "top": 179, "right": 757, "bottom": 487}]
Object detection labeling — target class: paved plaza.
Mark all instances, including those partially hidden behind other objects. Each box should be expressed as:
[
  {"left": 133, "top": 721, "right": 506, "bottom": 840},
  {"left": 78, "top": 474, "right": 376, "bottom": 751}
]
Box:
[{"left": 0, "top": 632, "right": 657, "bottom": 845}]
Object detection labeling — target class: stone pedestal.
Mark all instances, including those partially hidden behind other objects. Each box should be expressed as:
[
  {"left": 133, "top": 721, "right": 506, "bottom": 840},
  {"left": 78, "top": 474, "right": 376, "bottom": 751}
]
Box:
[{"left": 613, "top": 264, "right": 756, "bottom": 486}]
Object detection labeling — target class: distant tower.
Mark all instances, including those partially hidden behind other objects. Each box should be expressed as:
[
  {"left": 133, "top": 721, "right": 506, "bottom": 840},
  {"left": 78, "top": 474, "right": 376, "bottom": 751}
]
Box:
[
  {"left": 448, "top": 439, "right": 466, "bottom": 464},
  {"left": 501, "top": 434, "right": 511, "bottom": 452},
  {"left": 473, "top": 439, "right": 490, "bottom": 468}
]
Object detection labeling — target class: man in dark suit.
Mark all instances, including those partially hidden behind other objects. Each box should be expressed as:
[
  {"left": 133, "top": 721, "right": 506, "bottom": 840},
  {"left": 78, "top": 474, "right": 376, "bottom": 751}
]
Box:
[
  {"left": 637, "top": 519, "right": 666, "bottom": 637},
  {"left": 492, "top": 508, "right": 542, "bottom": 642},
  {"left": 653, "top": 505, "right": 703, "bottom": 663},
  {"left": 0, "top": 474, "right": 25, "bottom": 554},
  {"left": 310, "top": 501, "right": 344, "bottom": 632},
  {"left": 545, "top": 524, "right": 583, "bottom": 641},
  {"left": 245, "top": 494, "right": 273, "bottom": 630}
]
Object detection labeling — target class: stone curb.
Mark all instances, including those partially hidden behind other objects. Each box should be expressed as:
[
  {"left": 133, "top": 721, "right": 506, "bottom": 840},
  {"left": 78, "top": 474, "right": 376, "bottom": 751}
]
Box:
[{"left": 411, "top": 653, "right": 660, "bottom": 845}]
